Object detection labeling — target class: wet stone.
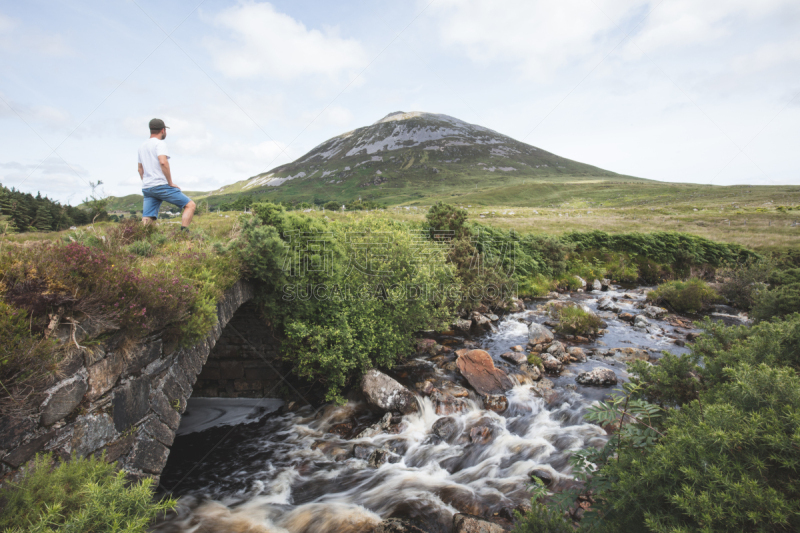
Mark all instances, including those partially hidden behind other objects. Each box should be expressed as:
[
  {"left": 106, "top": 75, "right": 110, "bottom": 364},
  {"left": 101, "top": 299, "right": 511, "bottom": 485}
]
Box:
[
  {"left": 483, "top": 394, "right": 508, "bottom": 413},
  {"left": 528, "top": 323, "right": 554, "bottom": 345},
  {"left": 372, "top": 518, "right": 429, "bottom": 533},
  {"left": 453, "top": 513, "right": 507, "bottom": 533},
  {"left": 361, "top": 369, "right": 418, "bottom": 415},
  {"left": 456, "top": 349, "right": 513, "bottom": 396},
  {"left": 432, "top": 416, "right": 458, "bottom": 441}
]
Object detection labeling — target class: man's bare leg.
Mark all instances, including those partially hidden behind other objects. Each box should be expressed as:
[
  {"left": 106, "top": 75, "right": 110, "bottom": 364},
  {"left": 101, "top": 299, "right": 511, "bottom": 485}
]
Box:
[
  {"left": 142, "top": 216, "right": 156, "bottom": 225},
  {"left": 182, "top": 201, "right": 196, "bottom": 229}
]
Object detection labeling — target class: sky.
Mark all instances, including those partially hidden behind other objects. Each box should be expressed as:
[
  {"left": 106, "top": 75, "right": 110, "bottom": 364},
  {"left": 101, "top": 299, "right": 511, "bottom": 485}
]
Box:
[{"left": 1, "top": 0, "right": 798, "bottom": 204}]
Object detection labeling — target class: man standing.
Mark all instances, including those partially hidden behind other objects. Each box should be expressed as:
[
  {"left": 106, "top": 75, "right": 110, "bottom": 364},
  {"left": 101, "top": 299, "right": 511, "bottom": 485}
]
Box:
[{"left": 138, "top": 118, "right": 195, "bottom": 231}]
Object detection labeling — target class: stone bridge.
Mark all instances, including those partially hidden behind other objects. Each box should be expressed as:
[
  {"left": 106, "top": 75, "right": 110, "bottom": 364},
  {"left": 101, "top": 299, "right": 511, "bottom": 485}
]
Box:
[{"left": 0, "top": 280, "right": 283, "bottom": 485}]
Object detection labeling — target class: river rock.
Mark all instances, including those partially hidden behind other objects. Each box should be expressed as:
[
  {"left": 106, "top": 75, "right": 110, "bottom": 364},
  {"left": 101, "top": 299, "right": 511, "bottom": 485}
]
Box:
[
  {"left": 546, "top": 341, "right": 566, "bottom": 356},
  {"left": 597, "top": 297, "right": 620, "bottom": 313},
  {"left": 372, "top": 518, "right": 429, "bottom": 533},
  {"left": 568, "top": 346, "right": 587, "bottom": 362},
  {"left": 453, "top": 318, "right": 472, "bottom": 334},
  {"left": 527, "top": 323, "right": 554, "bottom": 345},
  {"left": 601, "top": 279, "right": 611, "bottom": 291},
  {"left": 456, "top": 350, "right": 513, "bottom": 396},
  {"left": 610, "top": 347, "right": 649, "bottom": 363},
  {"left": 431, "top": 389, "right": 470, "bottom": 415},
  {"left": 453, "top": 513, "right": 506, "bottom": 533},
  {"left": 542, "top": 355, "right": 563, "bottom": 374},
  {"left": 472, "top": 314, "right": 493, "bottom": 332},
  {"left": 483, "top": 395, "right": 508, "bottom": 413},
  {"left": 644, "top": 306, "right": 668, "bottom": 319},
  {"left": 368, "top": 449, "right": 400, "bottom": 468},
  {"left": 574, "top": 276, "right": 587, "bottom": 289},
  {"left": 634, "top": 315, "right": 650, "bottom": 328},
  {"left": 469, "top": 424, "right": 494, "bottom": 445},
  {"left": 361, "top": 369, "right": 418, "bottom": 415},
  {"left": 619, "top": 312, "right": 636, "bottom": 323},
  {"left": 432, "top": 416, "right": 459, "bottom": 441},
  {"left": 576, "top": 368, "right": 617, "bottom": 387},
  {"left": 525, "top": 364, "right": 542, "bottom": 381},
  {"left": 592, "top": 279, "right": 602, "bottom": 291},
  {"left": 501, "top": 351, "right": 526, "bottom": 365}
]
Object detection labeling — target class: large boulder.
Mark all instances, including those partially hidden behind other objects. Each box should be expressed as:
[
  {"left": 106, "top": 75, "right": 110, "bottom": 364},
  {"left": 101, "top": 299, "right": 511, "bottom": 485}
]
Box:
[
  {"left": 528, "top": 323, "right": 554, "bottom": 345},
  {"left": 597, "top": 297, "right": 620, "bottom": 313},
  {"left": 456, "top": 350, "right": 513, "bottom": 396},
  {"left": 542, "top": 355, "right": 563, "bottom": 374},
  {"left": 432, "top": 416, "right": 459, "bottom": 441},
  {"left": 361, "top": 370, "right": 418, "bottom": 414},
  {"left": 592, "top": 279, "right": 603, "bottom": 291},
  {"left": 576, "top": 368, "right": 617, "bottom": 387}
]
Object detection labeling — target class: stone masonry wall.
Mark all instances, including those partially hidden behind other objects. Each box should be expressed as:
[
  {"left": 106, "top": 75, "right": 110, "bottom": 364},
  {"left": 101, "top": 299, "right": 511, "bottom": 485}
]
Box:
[
  {"left": 192, "top": 300, "right": 282, "bottom": 398},
  {"left": 0, "top": 280, "right": 276, "bottom": 485}
]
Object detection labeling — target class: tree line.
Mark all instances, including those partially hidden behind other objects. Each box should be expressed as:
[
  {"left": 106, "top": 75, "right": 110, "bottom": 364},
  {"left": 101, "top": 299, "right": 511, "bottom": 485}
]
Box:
[{"left": 0, "top": 185, "right": 107, "bottom": 233}]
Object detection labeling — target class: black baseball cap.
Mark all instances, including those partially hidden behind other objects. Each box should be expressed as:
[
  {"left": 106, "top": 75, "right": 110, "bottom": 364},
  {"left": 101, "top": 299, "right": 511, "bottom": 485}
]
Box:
[{"left": 149, "top": 118, "right": 169, "bottom": 130}]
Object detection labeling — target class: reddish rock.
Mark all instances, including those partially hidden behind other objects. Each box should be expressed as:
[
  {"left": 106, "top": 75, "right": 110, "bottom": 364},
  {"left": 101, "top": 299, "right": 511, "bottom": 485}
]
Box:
[
  {"left": 469, "top": 425, "right": 493, "bottom": 445},
  {"left": 456, "top": 350, "right": 513, "bottom": 396}
]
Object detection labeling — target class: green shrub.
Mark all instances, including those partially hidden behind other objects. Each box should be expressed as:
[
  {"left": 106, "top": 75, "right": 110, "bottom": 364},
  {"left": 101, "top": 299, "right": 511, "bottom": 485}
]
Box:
[
  {"left": 646, "top": 278, "right": 720, "bottom": 314},
  {"left": 753, "top": 283, "right": 800, "bottom": 321},
  {"left": 512, "top": 499, "right": 573, "bottom": 533},
  {"left": 603, "top": 254, "right": 639, "bottom": 283},
  {"left": 517, "top": 274, "right": 552, "bottom": 298},
  {"left": 323, "top": 200, "right": 341, "bottom": 211},
  {"left": 526, "top": 353, "right": 543, "bottom": 367},
  {"left": 562, "top": 230, "right": 757, "bottom": 272},
  {"left": 126, "top": 240, "right": 154, "bottom": 257},
  {"left": 241, "top": 205, "right": 455, "bottom": 402},
  {"left": 548, "top": 303, "right": 603, "bottom": 336},
  {"left": 0, "top": 452, "right": 175, "bottom": 532},
  {"left": 716, "top": 257, "right": 773, "bottom": 309},
  {"left": 563, "top": 314, "right": 800, "bottom": 533},
  {"left": 426, "top": 201, "right": 468, "bottom": 239}
]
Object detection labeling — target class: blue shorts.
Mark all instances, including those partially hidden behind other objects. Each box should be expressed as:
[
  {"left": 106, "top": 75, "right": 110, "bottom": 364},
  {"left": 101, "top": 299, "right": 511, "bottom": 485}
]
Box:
[{"left": 142, "top": 185, "right": 192, "bottom": 218}]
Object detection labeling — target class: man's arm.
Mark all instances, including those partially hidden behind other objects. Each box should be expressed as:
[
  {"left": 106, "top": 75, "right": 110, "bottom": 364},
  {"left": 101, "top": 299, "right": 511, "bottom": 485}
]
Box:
[
  {"left": 158, "top": 155, "right": 178, "bottom": 189},
  {"left": 138, "top": 163, "right": 144, "bottom": 180}
]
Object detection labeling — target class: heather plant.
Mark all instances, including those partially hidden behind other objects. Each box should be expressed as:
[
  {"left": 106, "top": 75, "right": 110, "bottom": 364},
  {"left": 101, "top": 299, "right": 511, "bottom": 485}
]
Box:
[
  {"left": 0, "top": 452, "right": 176, "bottom": 532},
  {"left": 646, "top": 278, "right": 720, "bottom": 314},
  {"left": 0, "top": 301, "right": 58, "bottom": 413}
]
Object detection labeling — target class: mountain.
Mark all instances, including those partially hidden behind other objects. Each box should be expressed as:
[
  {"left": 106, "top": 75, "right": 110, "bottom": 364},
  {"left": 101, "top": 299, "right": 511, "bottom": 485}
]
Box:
[
  {"left": 204, "top": 111, "right": 641, "bottom": 206},
  {"left": 104, "top": 111, "right": 645, "bottom": 211}
]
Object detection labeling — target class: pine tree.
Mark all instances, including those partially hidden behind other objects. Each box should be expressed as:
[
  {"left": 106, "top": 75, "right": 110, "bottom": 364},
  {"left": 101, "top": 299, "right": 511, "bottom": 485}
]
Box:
[
  {"left": 33, "top": 204, "right": 53, "bottom": 232},
  {"left": 0, "top": 191, "right": 18, "bottom": 234}
]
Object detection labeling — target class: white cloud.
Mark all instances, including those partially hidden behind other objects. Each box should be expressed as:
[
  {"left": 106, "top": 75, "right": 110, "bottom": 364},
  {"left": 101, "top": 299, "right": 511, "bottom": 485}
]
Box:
[
  {"left": 429, "top": 0, "right": 635, "bottom": 79},
  {"left": 0, "top": 11, "right": 72, "bottom": 56},
  {"left": 207, "top": 2, "right": 368, "bottom": 80}
]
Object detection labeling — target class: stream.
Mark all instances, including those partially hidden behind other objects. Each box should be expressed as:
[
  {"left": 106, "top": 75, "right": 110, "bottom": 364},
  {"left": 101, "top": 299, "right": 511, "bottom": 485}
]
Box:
[{"left": 153, "top": 286, "right": 745, "bottom": 533}]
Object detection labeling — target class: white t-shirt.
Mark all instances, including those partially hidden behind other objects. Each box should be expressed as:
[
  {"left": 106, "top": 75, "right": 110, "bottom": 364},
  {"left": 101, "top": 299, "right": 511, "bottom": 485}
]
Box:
[{"left": 138, "top": 138, "right": 170, "bottom": 189}]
